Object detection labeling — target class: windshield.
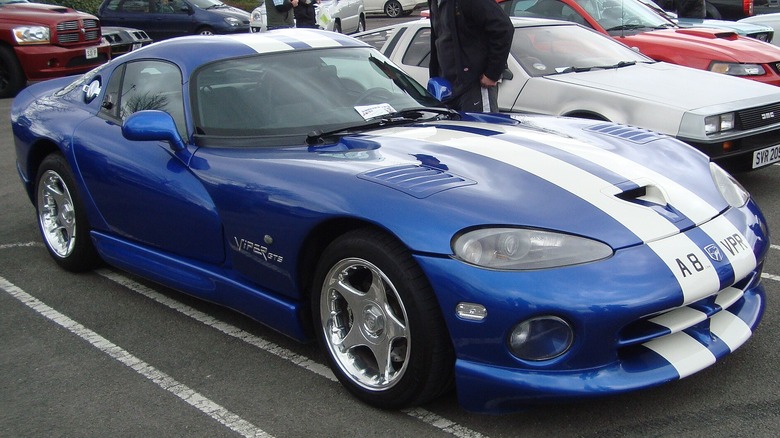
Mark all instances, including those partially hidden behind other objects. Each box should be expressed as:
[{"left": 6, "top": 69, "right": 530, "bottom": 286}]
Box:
[
  {"left": 504, "top": 0, "right": 674, "bottom": 33},
  {"left": 192, "top": 47, "right": 438, "bottom": 138},
  {"left": 512, "top": 24, "right": 652, "bottom": 77}
]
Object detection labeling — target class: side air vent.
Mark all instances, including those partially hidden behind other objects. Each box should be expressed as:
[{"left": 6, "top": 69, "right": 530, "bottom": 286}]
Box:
[
  {"left": 358, "top": 165, "right": 476, "bottom": 198},
  {"left": 585, "top": 123, "right": 667, "bottom": 144}
]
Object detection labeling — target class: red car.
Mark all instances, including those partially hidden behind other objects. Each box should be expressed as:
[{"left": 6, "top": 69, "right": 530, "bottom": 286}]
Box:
[{"left": 498, "top": 0, "right": 780, "bottom": 86}]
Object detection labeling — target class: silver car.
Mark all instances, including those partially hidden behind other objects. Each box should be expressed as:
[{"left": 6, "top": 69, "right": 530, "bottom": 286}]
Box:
[
  {"left": 250, "top": 0, "right": 365, "bottom": 33},
  {"left": 355, "top": 17, "right": 780, "bottom": 172}
]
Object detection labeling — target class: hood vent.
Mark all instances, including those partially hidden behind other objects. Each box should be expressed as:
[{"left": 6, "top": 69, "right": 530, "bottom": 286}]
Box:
[
  {"left": 586, "top": 123, "right": 666, "bottom": 144},
  {"left": 358, "top": 165, "right": 476, "bottom": 199}
]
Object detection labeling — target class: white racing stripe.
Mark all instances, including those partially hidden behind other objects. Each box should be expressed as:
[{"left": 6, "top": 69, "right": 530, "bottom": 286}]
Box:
[
  {"left": 381, "top": 124, "right": 756, "bottom": 304},
  {"left": 230, "top": 30, "right": 347, "bottom": 54},
  {"left": 643, "top": 331, "right": 716, "bottom": 379},
  {"left": 383, "top": 124, "right": 680, "bottom": 242},
  {"left": 0, "top": 275, "right": 272, "bottom": 438},
  {"left": 710, "top": 311, "right": 752, "bottom": 352},
  {"left": 647, "top": 233, "right": 720, "bottom": 304}
]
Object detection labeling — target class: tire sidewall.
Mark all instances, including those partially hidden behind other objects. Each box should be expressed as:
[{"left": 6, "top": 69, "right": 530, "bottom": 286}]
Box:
[{"left": 0, "top": 45, "right": 26, "bottom": 99}]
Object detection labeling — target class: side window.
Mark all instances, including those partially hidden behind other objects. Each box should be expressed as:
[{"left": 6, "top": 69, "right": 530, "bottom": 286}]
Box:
[
  {"left": 158, "top": 0, "right": 188, "bottom": 14},
  {"left": 402, "top": 29, "right": 431, "bottom": 68},
  {"left": 117, "top": 0, "right": 151, "bottom": 12},
  {"left": 101, "top": 60, "right": 187, "bottom": 138}
]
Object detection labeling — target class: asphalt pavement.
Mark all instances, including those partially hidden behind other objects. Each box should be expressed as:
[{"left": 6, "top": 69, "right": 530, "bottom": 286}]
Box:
[{"left": 2, "top": 16, "right": 780, "bottom": 437}]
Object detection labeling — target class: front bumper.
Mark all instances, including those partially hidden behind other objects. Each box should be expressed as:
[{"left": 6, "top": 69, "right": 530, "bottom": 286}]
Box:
[
  {"left": 14, "top": 43, "right": 110, "bottom": 81},
  {"left": 414, "top": 202, "right": 768, "bottom": 413}
]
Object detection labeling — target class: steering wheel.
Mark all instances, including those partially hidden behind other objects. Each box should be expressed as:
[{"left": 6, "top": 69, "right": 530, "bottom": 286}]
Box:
[{"left": 354, "top": 87, "right": 396, "bottom": 106}]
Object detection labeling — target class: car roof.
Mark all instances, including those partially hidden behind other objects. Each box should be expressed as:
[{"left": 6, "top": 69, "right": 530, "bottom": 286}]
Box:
[{"left": 115, "top": 29, "right": 370, "bottom": 75}]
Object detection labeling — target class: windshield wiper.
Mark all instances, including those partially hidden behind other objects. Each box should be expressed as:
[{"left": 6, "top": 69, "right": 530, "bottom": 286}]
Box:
[
  {"left": 555, "top": 61, "right": 636, "bottom": 74},
  {"left": 306, "top": 107, "right": 459, "bottom": 145},
  {"left": 606, "top": 24, "right": 652, "bottom": 32}
]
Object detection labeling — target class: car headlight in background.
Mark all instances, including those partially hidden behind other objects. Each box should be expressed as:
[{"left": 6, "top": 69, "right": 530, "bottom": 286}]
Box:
[
  {"left": 704, "top": 113, "right": 735, "bottom": 135},
  {"left": 452, "top": 228, "right": 613, "bottom": 270},
  {"left": 711, "top": 162, "right": 750, "bottom": 207},
  {"left": 509, "top": 316, "right": 574, "bottom": 361},
  {"left": 13, "top": 26, "right": 50, "bottom": 44},
  {"left": 709, "top": 62, "right": 765, "bottom": 77},
  {"left": 225, "top": 17, "right": 242, "bottom": 27}
]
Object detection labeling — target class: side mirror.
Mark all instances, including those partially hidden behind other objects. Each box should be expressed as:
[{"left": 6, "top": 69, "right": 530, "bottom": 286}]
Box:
[
  {"left": 427, "top": 77, "right": 453, "bottom": 102},
  {"left": 122, "top": 110, "right": 186, "bottom": 151}
]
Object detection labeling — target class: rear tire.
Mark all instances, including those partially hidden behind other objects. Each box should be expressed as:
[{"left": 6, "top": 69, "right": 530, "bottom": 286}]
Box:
[
  {"left": 312, "top": 228, "right": 454, "bottom": 409},
  {"left": 0, "top": 45, "right": 26, "bottom": 99},
  {"left": 35, "top": 154, "right": 100, "bottom": 272}
]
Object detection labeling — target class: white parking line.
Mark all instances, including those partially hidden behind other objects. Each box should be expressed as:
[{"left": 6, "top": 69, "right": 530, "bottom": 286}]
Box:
[
  {"left": 98, "top": 269, "right": 488, "bottom": 438},
  {"left": 0, "top": 275, "right": 272, "bottom": 438}
]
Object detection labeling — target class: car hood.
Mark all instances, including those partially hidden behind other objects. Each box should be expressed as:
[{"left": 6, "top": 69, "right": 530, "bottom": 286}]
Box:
[
  {"left": 676, "top": 18, "right": 773, "bottom": 36},
  {"left": 617, "top": 28, "right": 780, "bottom": 62},
  {"left": 204, "top": 4, "right": 250, "bottom": 19},
  {"left": 0, "top": 3, "right": 90, "bottom": 23},
  {"left": 542, "top": 62, "right": 780, "bottom": 112},
  {"left": 327, "top": 116, "right": 728, "bottom": 251}
]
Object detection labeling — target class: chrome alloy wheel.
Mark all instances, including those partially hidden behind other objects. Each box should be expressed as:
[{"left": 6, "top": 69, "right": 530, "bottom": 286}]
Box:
[
  {"left": 37, "top": 169, "right": 77, "bottom": 258},
  {"left": 320, "top": 258, "right": 410, "bottom": 391}
]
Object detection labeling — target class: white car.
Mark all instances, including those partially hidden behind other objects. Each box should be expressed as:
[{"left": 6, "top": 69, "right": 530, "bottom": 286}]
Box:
[
  {"left": 250, "top": 0, "right": 366, "bottom": 33},
  {"left": 740, "top": 13, "right": 780, "bottom": 45},
  {"left": 363, "top": 0, "right": 424, "bottom": 18},
  {"left": 355, "top": 17, "right": 780, "bottom": 172}
]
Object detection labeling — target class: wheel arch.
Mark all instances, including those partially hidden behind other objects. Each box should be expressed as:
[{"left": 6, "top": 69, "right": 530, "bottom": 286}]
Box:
[
  {"left": 562, "top": 110, "right": 609, "bottom": 121},
  {"left": 20, "top": 139, "right": 61, "bottom": 202}
]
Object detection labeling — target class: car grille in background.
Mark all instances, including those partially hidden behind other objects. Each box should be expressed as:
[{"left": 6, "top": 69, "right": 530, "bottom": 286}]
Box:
[
  {"left": 55, "top": 19, "right": 101, "bottom": 46},
  {"left": 737, "top": 103, "right": 780, "bottom": 130}
]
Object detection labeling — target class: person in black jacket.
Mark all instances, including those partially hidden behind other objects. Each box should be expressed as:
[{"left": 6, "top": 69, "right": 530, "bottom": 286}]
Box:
[
  {"left": 428, "top": 0, "right": 514, "bottom": 112},
  {"left": 294, "top": 0, "right": 320, "bottom": 28}
]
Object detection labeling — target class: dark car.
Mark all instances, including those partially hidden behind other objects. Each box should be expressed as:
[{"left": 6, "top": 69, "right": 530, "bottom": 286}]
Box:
[
  {"left": 102, "top": 26, "right": 153, "bottom": 57},
  {"left": 97, "top": 0, "right": 249, "bottom": 41}
]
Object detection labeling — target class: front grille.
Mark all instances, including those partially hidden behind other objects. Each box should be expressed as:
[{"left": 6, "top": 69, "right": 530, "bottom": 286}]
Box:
[
  {"left": 54, "top": 18, "right": 102, "bottom": 46},
  {"left": 737, "top": 103, "right": 780, "bottom": 130},
  {"left": 618, "top": 275, "right": 752, "bottom": 349}
]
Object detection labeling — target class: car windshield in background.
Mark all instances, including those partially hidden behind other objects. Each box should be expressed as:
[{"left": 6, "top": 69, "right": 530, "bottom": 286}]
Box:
[
  {"left": 191, "top": 47, "right": 436, "bottom": 138},
  {"left": 513, "top": 25, "right": 653, "bottom": 77},
  {"left": 510, "top": 0, "right": 674, "bottom": 31}
]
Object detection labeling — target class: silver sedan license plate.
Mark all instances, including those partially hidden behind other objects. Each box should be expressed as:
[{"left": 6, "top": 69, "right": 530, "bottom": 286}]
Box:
[
  {"left": 85, "top": 47, "right": 98, "bottom": 59},
  {"left": 753, "top": 144, "right": 780, "bottom": 168}
]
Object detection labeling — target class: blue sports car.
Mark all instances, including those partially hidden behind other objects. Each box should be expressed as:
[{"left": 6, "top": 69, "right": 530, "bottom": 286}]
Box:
[{"left": 11, "top": 29, "right": 769, "bottom": 414}]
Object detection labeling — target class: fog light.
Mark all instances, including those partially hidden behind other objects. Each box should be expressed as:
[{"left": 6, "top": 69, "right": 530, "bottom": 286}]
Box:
[{"left": 509, "top": 316, "right": 573, "bottom": 361}]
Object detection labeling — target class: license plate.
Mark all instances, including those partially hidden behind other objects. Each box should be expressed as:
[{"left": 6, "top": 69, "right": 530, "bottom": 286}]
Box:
[
  {"left": 132, "top": 43, "right": 142, "bottom": 51},
  {"left": 85, "top": 47, "right": 98, "bottom": 59},
  {"left": 752, "top": 144, "right": 780, "bottom": 168}
]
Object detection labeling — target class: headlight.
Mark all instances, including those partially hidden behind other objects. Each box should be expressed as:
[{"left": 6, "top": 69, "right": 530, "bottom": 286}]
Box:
[
  {"left": 709, "top": 62, "right": 765, "bottom": 76},
  {"left": 225, "top": 17, "right": 242, "bottom": 27},
  {"left": 452, "top": 228, "right": 613, "bottom": 270},
  {"left": 704, "top": 113, "right": 735, "bottom": 134},
  {"left": 13, "top": 26, "right": 50, "bottom": 44},
  {"left": 710, "top": 162, "right": 749, "bottom": 208},
  {"left": 508, "top": 316, "right": 574, "bottom": 361},
  {"left": 251, "top": 10, "right": 263, "bottom": 21}
]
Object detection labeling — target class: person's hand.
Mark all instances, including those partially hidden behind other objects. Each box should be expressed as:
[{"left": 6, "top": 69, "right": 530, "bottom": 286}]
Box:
[{"left": 480, "top": 74, "right": 498, "bottom": 88}]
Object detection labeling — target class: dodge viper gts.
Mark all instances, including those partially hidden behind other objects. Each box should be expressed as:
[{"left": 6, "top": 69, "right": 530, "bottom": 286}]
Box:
[{"left": 11, "top": 30, "right": 769, "bottom": 413}]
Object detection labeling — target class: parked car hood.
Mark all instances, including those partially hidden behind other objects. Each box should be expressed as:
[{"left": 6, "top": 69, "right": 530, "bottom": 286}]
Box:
[
  {"left": 308, "top": 117, "right": 728, "bottom": 252},
  {"left": 543, "top": 61, "right": 780, "bottom": 112},
  {"left": 616, "top": 28, "right": 780, "bottom": 62},
  {"left": 0, "top": 3, "right": 89, "bottom": 22},
  {"left": 206, "top": 4, "right": 250, "bottom": 19}
]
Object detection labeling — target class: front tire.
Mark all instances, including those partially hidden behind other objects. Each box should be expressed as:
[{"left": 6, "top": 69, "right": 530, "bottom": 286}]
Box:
[
  {"left": 312, "top": 228, "right": 453, "bottom": 409},
  {"left": 35, "top": 154, "right": 100, "bottom": 272},
  {"left": 0, "top": 45, "right": 26, "bottom": 99},
  {"left": 196, "top": 26, "right": 215, "bottom": 36}
]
